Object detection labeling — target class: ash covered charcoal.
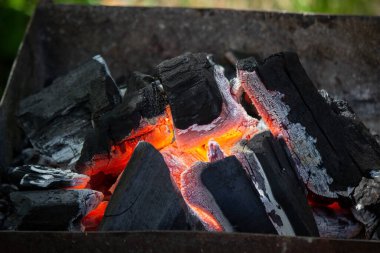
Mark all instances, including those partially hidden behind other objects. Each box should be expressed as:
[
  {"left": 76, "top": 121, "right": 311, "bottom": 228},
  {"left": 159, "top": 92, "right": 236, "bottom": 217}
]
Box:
[
  {"left": 191, "top": 156, "right": 278, "bottom": 234},
  {"left": 17, "top": 55, "right": 122, "bottom": 167},
  {"left": 312, "top": 205, "right": 363, "bottom": 239},
  {"left": 3, "top": 189, "right": 103, "bottom": 231},
  {"left": 100, "top": 142, "right": 197, "bottom": 231},
  {"left": 6, "top": 165, "right": 90, "bottom": 190},
  {"left": 351, "top": 174, "right": 380, "bottom": 237},
  {"left": 233, "top": 131, "right": 319, "bottom": 236},
  {"left": 237, "top": 52, "right": 380, "bottom": 199},
  {"left": 157, "top": 52, "right": 223, "bottom": 130}
]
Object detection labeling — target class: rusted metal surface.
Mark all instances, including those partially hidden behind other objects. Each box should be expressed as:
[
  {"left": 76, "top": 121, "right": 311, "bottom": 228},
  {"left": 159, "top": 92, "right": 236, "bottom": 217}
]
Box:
[
  {"left": 0, "top": 231, "right": 379, "bottom": 253},
  {"left": 1, "top": 2, "right": 380, "bottom": 170}
]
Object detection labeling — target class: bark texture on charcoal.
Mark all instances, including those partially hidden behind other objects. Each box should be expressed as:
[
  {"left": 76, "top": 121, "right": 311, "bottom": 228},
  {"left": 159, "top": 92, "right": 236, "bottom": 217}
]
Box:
[
  {"left": 3, "top": 189, "right": 103, "bottom": 231},
  {"left": 100, "top": 142, "right": 196, "bottom": 231},
  {"left": 6, "top": 165, "right": 89, "bottom": 190},
  {"left": 238, "top": 52, "right": 380, "bottom": 198},
  {"left": 200, "top": 156, "right": 277, "bottom": 234},
  {"left": 157, "top": 52, "right": 223, "bottom": 129},
  {"left": 241, "top": 131, "right": 319, "bottom": 236},
  {"left": 17, "top": 55, "right": 122, "bottom": 166}
]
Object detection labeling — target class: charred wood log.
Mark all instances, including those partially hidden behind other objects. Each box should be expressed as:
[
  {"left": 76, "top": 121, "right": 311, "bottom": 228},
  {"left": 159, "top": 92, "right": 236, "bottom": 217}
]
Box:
[
  {"left": 17, "top": 55, "right": 122, "bottom": 166},
  {"left": 157, "top": 52, "right": 223, "bottom": 129},
  {"left": 199, "top": 156, "right": 277, "bottom": 234},
  {"left": 235, "top": 131, "right": 319, "bottom": 236},
  {"left": 6, "top": 165, "right": 89, "bottom": 190},
  {"left": 99, "top": 142, "right": 196, "bottom": 231},
  {"left": 238, "top": 52, "right": 380, "bottom": 198},
  {"left": 3, "top": 189, "right": 103, "bottom": 231}
]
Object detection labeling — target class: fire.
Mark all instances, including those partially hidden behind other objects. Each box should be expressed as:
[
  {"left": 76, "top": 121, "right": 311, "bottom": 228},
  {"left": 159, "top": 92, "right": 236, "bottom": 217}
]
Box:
[{"left": 82, "top": 201, "right": 109, "bottom": 231}]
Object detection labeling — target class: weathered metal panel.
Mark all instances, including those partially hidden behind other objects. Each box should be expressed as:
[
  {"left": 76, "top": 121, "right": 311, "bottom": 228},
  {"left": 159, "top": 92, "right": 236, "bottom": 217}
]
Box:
[{"left": 0, "top": 231, "right": 379, "bottom": 253}]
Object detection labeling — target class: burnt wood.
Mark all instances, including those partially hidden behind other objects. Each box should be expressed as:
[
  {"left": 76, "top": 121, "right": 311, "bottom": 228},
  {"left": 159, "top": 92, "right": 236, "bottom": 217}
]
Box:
[
  {"left": 243, "top": 52, "right": 380, "bottom": 193},
  {"left": 6, "top": 165, "right": 89, "bottom": 190},
  {"left": 201, "top": 156, "right": 277, "bottom": 234},
  {"left": 76, "top": 82, "right": 167, "bottom": 172},
  {"left": 246, "top": 131, "right": 319, "bottom": 236},
  {"left": 3, "top": 189, "right": 103, "bottom": 231},
  {"left": 99, "top": 142, "right": 193, "bottom": 231},
  {"left": 157, "top": 52, "right": 223, "bottom": 129},
  {"left": 17, "top": 55, "right": 122, "bottom": 166}
]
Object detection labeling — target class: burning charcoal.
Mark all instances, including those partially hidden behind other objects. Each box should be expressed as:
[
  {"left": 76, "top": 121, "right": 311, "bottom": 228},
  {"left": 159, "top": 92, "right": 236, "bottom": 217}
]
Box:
[
  {"left": 237, "top": 52, "right": 380, "bottom": 199},
  {"left": 164, "top": 53, "right": 257, "bottom": 150},
  {"left": 99, "top": 142, "right": 194, "bottom": 231},
  {"left": 157, "top": 52, "right": 223, "bottom": 129},
  {"left": 76, "top": 83, "right": 172, "bottom": 176},
  {"left": 17, "top": 55, "right": 122, "bottom": 166},
  {"left": 207, "top": 140, "right": 225, "bottom": 162},
  {"left": 181, "top": 161, "right": 234, "bottom": 232},
  {"left": 312, "top": 206, "right": 363, "bottom": 238},
  {"left": 233, "top": 131, "right": 319, "bottom": 236},
  {"left": 198, "top": 156, "right": 278, "bottom": 234},
  {"left": 4, "top": 189, "right": 103, "bottom": 231},
  {"left": 6, "top": 165, "right": 90, "bottom": 190}
]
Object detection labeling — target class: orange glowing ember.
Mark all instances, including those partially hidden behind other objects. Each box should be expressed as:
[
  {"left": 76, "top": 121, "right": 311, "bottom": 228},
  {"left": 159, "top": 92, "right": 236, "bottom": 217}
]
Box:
[{"left": 82, "top": 201, "right": 109, "bottom": 231}]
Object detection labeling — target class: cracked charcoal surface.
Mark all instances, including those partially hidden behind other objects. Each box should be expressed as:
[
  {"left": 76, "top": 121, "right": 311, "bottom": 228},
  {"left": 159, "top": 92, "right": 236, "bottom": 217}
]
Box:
[{"left": 157, "top": 52, "right": 223, "bottom": 129}]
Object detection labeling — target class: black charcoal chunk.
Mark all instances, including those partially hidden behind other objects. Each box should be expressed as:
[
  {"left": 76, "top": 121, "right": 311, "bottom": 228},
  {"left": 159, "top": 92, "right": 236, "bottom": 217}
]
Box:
[
  {"left": 246, "top": 131, "right": 319, "bottom": 236},
  {"left": 76, "top": 82, "right": 168, "bottom": 171},
  {"left": 4, "top": 189, "right": 103, "bottom": 231},
  {"left": 157, "top": 52, "right": 223, "bottom": 129},
  {"left": 126, "top": 71, "right": 156, "bottom": 94},
  {"left": 201, "top": 156, "right": 277, "bottom": 234},
  {"left": 6, "top": 165, "right": 90, "bottom": 190},
  {"left": 99, "top": 142, "right": 194, "bottom": 231},
  {"left": 17, "top": 55, "right": 122, "bottom": 165}
]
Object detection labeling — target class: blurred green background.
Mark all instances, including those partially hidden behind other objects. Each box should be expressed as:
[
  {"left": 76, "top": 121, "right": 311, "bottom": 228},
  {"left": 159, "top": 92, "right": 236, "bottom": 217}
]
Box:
[{"left": 1, "top": 0, "right": 380, "bottom": 98}]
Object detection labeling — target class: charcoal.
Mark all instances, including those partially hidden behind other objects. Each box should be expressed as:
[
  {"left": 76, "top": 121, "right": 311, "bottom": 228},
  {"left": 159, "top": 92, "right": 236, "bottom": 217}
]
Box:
[
  {"left": 238, "top": 52, "right": 380, "bottom": 198},
  {"left": 312, "top": 206, "right": 363, "bottom": 238},
  {"left": 94, "top": 81, "right": 167, "bottom": 143},
  {"left": 240, "top": 131, "right": 319, "bottom": 236},
  {"left": 157, "top": 52, "right": 223, "bottom": 129},
  {"left": 17, "top": 55, "right": 122, "bottom": 166},
  {"left": 76, "top": 82, "right": 169, "bottom": 175},
  {"left": 200, "top": 156, "right": 277, "bottom": 234},
  {"left": 99, "top": 142, "right": 195, "bottom": 231},
  {"left": 4, "top": 189, "right": 103, "bottom": 231},
  {"left": 126, "top": 71, "right": 157, "bottom": 94},
  {"left": 351, "top": 176, "right": 380, "bottom": 237},
  {"left": 6, "top": 165, "right": 90, "bottom": 190}
]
